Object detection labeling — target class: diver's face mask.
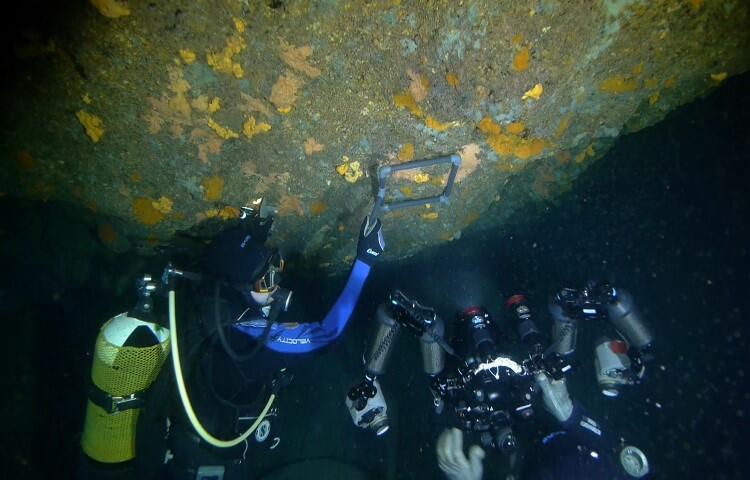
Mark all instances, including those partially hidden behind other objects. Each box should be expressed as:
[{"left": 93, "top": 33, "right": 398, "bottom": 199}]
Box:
[{"left": 250, "top": 251, "right": 292, "bottom": 311}]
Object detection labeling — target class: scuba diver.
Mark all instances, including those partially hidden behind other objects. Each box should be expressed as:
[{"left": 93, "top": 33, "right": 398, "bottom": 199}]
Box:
[
  {"left": 79, "top": 200, "right": 385, "bottom": 479},
  {"left": 346, "top": 290, "right": 651, "bottom": 480}
]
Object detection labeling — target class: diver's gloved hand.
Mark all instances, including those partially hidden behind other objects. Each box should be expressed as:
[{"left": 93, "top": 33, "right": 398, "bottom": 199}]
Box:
[
  {"left": 356, "top": 216, "right": 385, "bottom": 265},
  {"left": 437, "top": 428, "right": 485, "bottom": 480},
  {"left": 534, "top": 371, "right": 574, "bottom": 423}
]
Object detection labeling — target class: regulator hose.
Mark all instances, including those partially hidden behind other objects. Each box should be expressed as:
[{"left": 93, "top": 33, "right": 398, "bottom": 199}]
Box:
[
  {"left": 169, "top": 288, "right": 275, "bottom": 448},
  {"left": 213, "top": 282, "right": 278, "bottom": 363}
]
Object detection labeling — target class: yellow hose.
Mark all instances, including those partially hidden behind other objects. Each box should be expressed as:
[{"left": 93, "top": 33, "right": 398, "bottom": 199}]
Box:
[{"left": 169, "top": 289, "right": 275, "bottom": 448}]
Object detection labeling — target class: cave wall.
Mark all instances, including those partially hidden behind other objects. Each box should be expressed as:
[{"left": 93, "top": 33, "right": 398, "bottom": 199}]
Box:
[{"left": 2, "top": 0, "right": 748, "bottom": 269}]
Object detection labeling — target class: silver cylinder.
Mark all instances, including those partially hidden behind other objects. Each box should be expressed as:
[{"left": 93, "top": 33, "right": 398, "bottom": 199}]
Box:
[
  {"left": 607, "top": 289, "right": 653, "bottom": 350},
  {"left": 365, "top": 304, "right": 400, "bottom": 377},
  {"left": 548, "top": 300, "right": 577, "bottom": 355},
  {"left": 420, "top": 317, "right": 446, "bottom": 376}
]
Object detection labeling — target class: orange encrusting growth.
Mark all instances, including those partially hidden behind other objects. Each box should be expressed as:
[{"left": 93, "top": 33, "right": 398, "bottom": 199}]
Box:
[
  {"left": 478, "top": 117, "right": 546, "bottom": 161},
  {"left": 486, "top": 135, "right": 546, "bottom": 159},
  {"left": 202, "top": 176, "right": 224, "bottom": 202},
  {"left": 512, "top": 47, "right": 530, "bottom": 72},
  {"left": 98, "top": 223, "right": 118, "bottom": 245},
  {"left": 393, "top": 91, "right": 423, "bottom": 118},
  {"left": 133, "top": 197, "right": 166, "bottom": 226},
  {"left": 309, "top": 201, "right": 327, "bottom": 216},
  {"left": 445, "top": 72, "right": 459, "bottom": 88},
  {"left": 478, "top": 116, "right": 501, "bottom": 135},
  {"left": 398, "top": 143, "right": 415, "bottom": 162},
  {"left": 506, "top": 122, "right": 525, "bottom": 135},
  {"left": 599, "top": 76, "right": 638, "bottom": 94},
  {"left": 425, "top": 116, "right": 453, "bottom": 132}
]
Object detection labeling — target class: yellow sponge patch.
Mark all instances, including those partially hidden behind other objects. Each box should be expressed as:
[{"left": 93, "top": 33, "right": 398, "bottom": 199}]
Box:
[
  {"left": 76, "top": 110, "right": 105, "bottom": 143},
  {"left": 133, "top": 197, "right": 165, "bottom": 225},
  {"left": 202, "top": 175, "right": 224, "bottom": 202}
]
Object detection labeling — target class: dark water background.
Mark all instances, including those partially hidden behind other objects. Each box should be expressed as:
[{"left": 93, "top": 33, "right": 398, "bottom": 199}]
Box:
[{"left": 1, "top": 73, "right": 748, "bottom": 479}]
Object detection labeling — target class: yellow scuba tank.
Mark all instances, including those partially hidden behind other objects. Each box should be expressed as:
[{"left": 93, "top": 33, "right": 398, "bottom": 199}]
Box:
[{"left": 81, "top": 312, "right": 170, "bottom": 463}]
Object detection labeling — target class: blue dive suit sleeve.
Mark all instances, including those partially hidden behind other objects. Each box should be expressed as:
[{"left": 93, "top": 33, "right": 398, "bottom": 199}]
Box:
[{"left": 234, "top": 259, "right": 371, "bottom": 353}]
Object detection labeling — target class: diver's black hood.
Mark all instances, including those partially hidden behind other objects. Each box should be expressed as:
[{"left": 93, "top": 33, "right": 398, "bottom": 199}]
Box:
[{"left": 203, "top": 223, "right": 271, "bottom": 285}]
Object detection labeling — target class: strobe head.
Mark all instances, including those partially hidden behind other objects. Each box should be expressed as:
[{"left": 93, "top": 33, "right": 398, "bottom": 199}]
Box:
[
  {"left": 553, "top": 283, "right": 612, "bottom": 321},
  {"left": 460, "top": 305, "right": 489, "bottom": 322},
  {"left": 346, "top": 379, "right": 390, "bottom": 436},
  {"left": 505, "top": 294, "right": 543, "bottom": 350},
  {"left": 388, "top": 290, "right": 437, "bottom": 335},
  {"left": 459, "top": 306, "right": 493, "bottom": 339},
  {"left": 459, "top": 306, "right": 497, "bottom": 361}
]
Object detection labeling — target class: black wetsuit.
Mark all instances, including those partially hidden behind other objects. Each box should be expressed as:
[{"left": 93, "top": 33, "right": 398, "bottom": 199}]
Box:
[
  {"left": 522, "top": 405, "right": 643, "bottom": 480},
  {"left": 134, "top": 282, "right": 293, "bottom": 480}
]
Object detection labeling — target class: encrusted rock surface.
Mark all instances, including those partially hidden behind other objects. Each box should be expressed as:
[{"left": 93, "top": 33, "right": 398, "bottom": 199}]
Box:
[{"left": 2, "top": 0, "right": 748, "bottom": 269}]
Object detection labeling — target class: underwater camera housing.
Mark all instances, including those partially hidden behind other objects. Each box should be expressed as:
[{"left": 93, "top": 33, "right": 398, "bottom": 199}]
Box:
[{"left": 443, "top": 308, "right": 535, "bottom": 451}]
